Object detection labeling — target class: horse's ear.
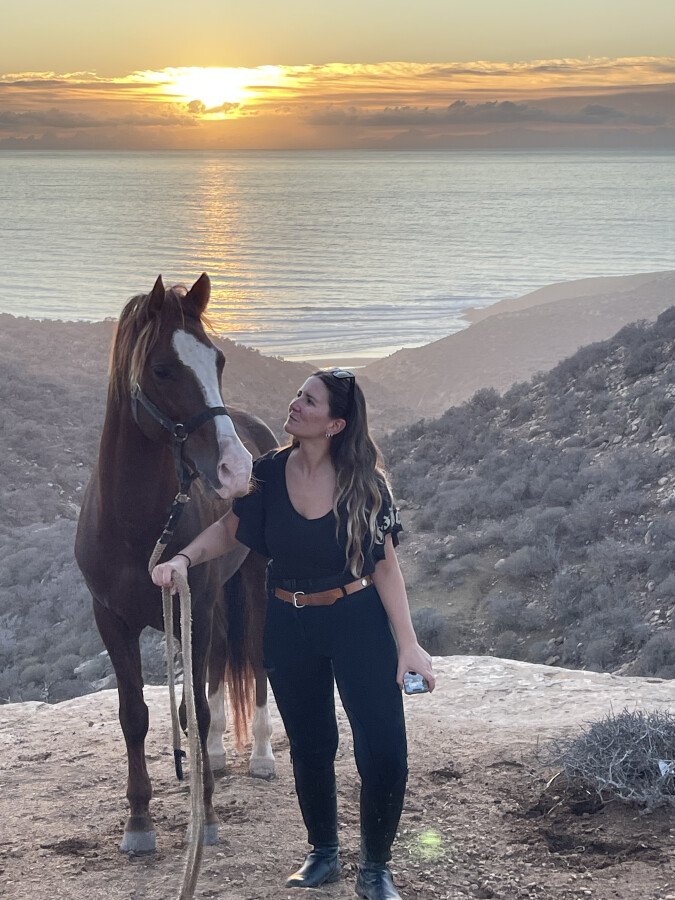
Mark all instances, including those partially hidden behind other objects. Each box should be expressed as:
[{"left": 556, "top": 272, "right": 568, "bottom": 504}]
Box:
[
  {"left": 148, "top": 275, "right": 165, "bottom": 314},
  {"left": 184, "top": 273, "right": 211, "bottom": 317}
]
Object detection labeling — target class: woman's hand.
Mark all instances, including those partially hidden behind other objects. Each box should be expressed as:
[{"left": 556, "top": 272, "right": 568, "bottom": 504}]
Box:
[
  {"left": 151, "top": 556, "right": 189, "bottom": 594},
  {"left": 396, "top": 641, "right": 436, "bottom": 693}
]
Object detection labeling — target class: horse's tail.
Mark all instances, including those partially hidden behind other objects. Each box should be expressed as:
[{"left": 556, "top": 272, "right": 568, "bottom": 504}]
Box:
[{"left": 209, "top": 569, "right": 255, "bottom": 750}]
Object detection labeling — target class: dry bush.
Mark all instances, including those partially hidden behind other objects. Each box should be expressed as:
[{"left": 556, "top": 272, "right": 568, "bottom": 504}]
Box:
[
  {"left": 411, "top": 607, "right": 451, "bottom": 656},
  {"left": 545, "top": 709, "right": 675, "bottom": 812}
]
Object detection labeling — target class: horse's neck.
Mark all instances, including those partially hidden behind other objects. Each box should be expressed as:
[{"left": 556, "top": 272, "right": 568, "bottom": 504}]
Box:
[{"left": 96, "top": 397, "right": 176, "bottom": 537}]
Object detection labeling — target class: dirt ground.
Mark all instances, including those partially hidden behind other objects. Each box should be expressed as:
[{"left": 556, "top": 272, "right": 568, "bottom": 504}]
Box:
[{"left": 1, "top": 658, "right": 673, "bottom": 900}]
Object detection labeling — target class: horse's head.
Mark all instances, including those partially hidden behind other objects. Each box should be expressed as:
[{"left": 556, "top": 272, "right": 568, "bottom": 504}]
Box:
[{"left": 112, "top": 273, "right": 252, "bottom": 498}]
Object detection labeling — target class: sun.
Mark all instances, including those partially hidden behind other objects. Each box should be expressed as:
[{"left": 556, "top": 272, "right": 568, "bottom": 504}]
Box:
[{"left": 152, "top": 66, "right": 283, "bottom": 114}]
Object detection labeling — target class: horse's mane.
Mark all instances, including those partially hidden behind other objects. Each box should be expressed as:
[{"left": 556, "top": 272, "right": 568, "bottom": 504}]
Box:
[{"left": 109, "top": 285, "right": 188, "bottom": 403}]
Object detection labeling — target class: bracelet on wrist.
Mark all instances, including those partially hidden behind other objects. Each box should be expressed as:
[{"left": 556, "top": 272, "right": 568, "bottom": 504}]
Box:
[{"left": 175, "top": 552, "right": 192, "bottom": 568}]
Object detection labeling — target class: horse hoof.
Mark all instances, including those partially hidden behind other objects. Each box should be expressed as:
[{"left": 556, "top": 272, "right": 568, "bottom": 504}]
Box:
[
  {"left": 209, "top": 752, "right": 227, "bottom": 773},
  {"left": 120, "top": 831, "right": 156, "bottom": 853},
  {"left": 185, "top": 822, "right": 219, "bottom": 845},
  {"left": 203, "top": 823, "right": 219, "bottom": 846},
  {"left": 249, "top": 756, "right": 276, "bottom": 779}
]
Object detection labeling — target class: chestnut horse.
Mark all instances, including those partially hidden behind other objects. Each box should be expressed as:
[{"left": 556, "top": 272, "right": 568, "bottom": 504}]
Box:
[{"left": 75, "top": 274, "right": 276, "bottom": 853}]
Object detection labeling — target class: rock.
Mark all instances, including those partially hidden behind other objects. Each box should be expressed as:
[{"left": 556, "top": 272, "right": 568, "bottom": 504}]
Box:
[
  {"left": 654, "top": 435, "right": 673, "bottom": 453},
  {"left": 544, "top": 655, "right": 561, "bottom": 666}
]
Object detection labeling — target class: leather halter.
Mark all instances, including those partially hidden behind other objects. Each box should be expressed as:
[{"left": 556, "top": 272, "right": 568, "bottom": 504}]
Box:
[{"left": 130, "top": 381, "right": 230, "bottom": 547}]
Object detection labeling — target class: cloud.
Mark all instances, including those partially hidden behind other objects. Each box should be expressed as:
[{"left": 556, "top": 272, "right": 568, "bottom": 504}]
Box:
[
  {"left": 0, "top": 107, "right": 196, "bottom": 132},
  {"left": 308, "top": 99, "right": 667, "bottom": 128},
  {"left": 0, "top": 58, "right": 673, "bottom": 149},
  {"left": 578, "top": 103, "right": 664, "bottom": 125}
]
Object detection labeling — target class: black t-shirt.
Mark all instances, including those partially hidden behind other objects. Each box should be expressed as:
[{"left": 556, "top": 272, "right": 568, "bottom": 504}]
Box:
[{"left": 232, "top": 446, "right": 402, "bottom": 584}]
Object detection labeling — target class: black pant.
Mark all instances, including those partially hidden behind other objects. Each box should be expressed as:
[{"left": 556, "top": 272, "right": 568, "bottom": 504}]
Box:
[{"left": 264, "top": 584, "right": 408, "bottom": 863}]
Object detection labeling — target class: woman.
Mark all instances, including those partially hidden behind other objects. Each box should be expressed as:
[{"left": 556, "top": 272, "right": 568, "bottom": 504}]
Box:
[{"left": 152, "top": 369, "right": 435, "bottom": 900}]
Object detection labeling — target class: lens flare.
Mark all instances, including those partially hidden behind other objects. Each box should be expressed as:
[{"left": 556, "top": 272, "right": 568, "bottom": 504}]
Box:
[{"left": 416, "top": 828, "right": 444, "bottom": 861}]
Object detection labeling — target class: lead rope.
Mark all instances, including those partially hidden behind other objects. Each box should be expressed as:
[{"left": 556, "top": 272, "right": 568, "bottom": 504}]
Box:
[{"left": 148, "top": 544, "right": 205, "bottom": 900}]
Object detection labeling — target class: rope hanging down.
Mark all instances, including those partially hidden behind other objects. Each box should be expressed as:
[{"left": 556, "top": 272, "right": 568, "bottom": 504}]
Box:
[{"left": 148, "top": 543, "right": 205, "bottom": 900}]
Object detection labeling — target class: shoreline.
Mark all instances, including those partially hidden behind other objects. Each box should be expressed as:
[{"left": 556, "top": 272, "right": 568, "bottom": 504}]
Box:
[{"left": 2, "top": 270, "right": 673, "bottom": 371}]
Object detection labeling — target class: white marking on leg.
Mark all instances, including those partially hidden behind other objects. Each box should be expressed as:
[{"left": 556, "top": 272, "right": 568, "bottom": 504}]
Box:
[
  {"left": 249, "top": 702, "right": 276, "bottom": 779},
  {"left": 207, "top": 681, "right": 227, "bottom": 771},
  {"left": 172, "top": 330, "right": 252, "bottom": 492}
]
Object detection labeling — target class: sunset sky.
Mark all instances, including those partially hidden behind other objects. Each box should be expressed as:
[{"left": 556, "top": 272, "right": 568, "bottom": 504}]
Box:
[{"left": 2, "top": 0, "right": 674, "bottom": 150}]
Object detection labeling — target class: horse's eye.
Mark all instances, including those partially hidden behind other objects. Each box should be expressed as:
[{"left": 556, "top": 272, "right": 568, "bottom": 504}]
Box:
[{"left": 152, "top": 366, "right": 173, "bottom": 380}]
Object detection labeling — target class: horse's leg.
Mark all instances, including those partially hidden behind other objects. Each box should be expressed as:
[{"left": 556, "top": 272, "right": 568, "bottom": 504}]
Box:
[
  {"left": 205, "top": 599, "right": 228, "bottom": 773},
  {"left": 206, "top": 676, "right": 227, "bottom": 772},
  {"left": 93, "top": 600, "right": 155, "bottom": 853},
  {"left": 241, "top": 553, "right": 276, "bottom": 779},
  {"left": 189, "top": 605, "right": 219, "bottom": 846},
  {"left": 250, "top": 667, "right": 275, "bottom": 779}
]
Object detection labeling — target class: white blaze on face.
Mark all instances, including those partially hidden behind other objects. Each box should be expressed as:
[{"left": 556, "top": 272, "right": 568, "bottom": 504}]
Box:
[{"left": 172, "top": 330, "right": 252, "bottom": 496}]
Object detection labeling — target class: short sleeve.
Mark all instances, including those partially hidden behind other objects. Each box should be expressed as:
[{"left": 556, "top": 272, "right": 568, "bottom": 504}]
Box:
[
  {"left": 372, "top": 483, "right": 403, "bottom": 562},
  {"left": 232, "top": 455, "right": 271, "bottom": 557}
]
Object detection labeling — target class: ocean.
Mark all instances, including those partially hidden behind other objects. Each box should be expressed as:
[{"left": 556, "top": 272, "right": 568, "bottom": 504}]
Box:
[{"left": 1, "top": 150, "right": 674, "bottom": 361}]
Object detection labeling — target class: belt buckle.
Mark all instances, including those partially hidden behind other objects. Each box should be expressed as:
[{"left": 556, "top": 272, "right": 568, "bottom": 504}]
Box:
[{"left": 292, "top": 590, "right": 306, "bottom": 609}]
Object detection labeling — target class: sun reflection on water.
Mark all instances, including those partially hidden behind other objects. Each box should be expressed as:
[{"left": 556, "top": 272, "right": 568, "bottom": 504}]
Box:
[{"left": 188, "top": 158, "right": 266, "bottom": 339}]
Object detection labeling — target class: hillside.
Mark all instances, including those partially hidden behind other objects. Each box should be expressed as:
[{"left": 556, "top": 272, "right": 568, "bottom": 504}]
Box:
[
  {"left": 0, "top": 657, "right": 673, "bottom": 900},
  {"left": 386, "top": 306, "right": 675, "bottom": 678},
  {"left": 365, "top": 271, "right": 675, "bottom": 417},
  {"left": 0, "top": 313, "right": 408, "bottom": 528}
]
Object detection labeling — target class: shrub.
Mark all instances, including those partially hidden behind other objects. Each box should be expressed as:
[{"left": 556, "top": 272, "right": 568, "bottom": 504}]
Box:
[
  {"left": 656, "top": 573, "right": 675, "bottom": 599},
  {"left": 441, "top": 553, "right": 481, "bottom": 587},
  {"left": 641, "top": 395, "right": 673, "bottom": 430},
  {"left": 663, "top": 406, "right": 675, "bottom": 436},
  {"left": 548, "top": 340, "right": 610, "bottom": 385},
  {"left": 562, "top": 500, "right": 612, "bottom": 546},
  {"left": 411, "top": 608, "right": 451, "bottom": 656},
  {"left": 486, "top": 593, "right": 544, "bottom": 631},
  {"left": 499, "top": 541, "right": 561, "bottom": 578},
  {"left": 544, "top": 709, "right": 675, "bottom": 811},
  {"left": 584, "top": 637, "right": 616, "bottom": 672},
  {"left": 541, "top": 478, "right": 575, "bottom": 506},
  {"left": 635, "top": 631, "right": 675, "bottom": 679},
  {"left": 451, "top": 530, "right": 491, "bottom": 556},
  {"left": 549, "top": 568, "right": 585, "bottom": 623},
  {"left": 624, "top": 340, "right": 662, "bottom": 378},
  {"left": 468, "top": 387, "right": 501, "bottom": 414},
  {"left": 493, "top": 630, "right": 520, "bottom": 658},
  {"left": 507, "top": 398, "right": 536, "bottom": 425},
  {"left": 614, "top": 320, "right": 650, "bottom": 348}
]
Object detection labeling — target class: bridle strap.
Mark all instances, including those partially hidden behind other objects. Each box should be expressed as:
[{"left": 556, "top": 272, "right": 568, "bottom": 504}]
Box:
[
  {"left": 130, "top": 381, "right": 231, "bottom": 546},
  {"left": 130, "top": 382, "right": 229, "bottom": 441}
]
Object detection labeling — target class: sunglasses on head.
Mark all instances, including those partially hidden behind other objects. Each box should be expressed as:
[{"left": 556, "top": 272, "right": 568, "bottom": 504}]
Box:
[{"left": 328, "top": 368, "right": 356, "bottom": 411}]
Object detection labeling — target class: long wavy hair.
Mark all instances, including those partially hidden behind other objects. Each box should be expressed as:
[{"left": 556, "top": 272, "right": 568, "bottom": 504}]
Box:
[{"left": 291, "top": 370, "right": 392, "bottom": 576}]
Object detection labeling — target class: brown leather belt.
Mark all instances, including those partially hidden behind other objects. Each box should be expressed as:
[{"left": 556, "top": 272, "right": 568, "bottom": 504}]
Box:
[{"left": 275, "top": 575, "right": 373, "bottom": 608}]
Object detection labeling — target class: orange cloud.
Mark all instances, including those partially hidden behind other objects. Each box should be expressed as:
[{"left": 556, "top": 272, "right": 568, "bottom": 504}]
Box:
[{"left": 1, "top": 58, "right": 673, "bottom": 150}]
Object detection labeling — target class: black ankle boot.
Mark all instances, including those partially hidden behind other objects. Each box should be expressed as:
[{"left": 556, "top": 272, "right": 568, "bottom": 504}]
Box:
[
  {"left": 286, "top": 845, "right": 341, "bottom": 888},
  {"left": 356, "top": 862, "right": 401, "bottom": 900},
  {"left": 287, "top": 758, "right": 341, "bottom": 887}
]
